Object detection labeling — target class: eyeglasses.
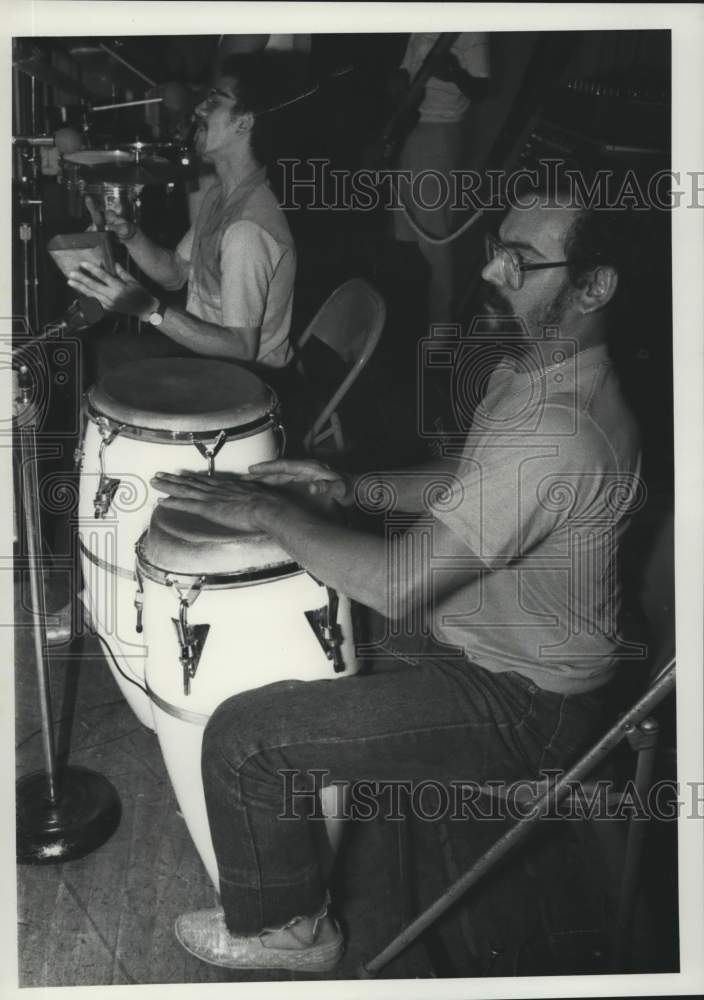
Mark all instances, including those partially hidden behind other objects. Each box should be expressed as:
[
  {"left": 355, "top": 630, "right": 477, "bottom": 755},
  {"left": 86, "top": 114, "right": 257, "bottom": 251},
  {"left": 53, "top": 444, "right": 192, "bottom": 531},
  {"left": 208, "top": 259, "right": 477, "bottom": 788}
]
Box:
[
  {"left": 200, "top": 86, "right": 239, "bottom": 112},
  {"left": 485, "top": 234, "right": 569, "bottom": 290}
]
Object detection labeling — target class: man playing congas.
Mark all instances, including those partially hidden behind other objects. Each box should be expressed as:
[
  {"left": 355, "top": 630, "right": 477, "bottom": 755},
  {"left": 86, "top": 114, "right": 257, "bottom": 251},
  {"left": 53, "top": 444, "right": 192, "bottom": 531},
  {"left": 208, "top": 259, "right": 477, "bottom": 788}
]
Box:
[
  {"left": 151, "top": 195, "right": 643, "bottom": 971},
  {"left": 67, "top": 52, "right": 296, "bottom": 372}
]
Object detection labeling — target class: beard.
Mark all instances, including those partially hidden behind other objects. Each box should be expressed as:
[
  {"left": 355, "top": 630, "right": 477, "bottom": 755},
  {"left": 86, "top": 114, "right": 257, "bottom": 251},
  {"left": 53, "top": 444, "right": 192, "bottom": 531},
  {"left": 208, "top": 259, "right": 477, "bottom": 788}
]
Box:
[{"left": 474, "top": 279, "right": 575, "bottom": 367}]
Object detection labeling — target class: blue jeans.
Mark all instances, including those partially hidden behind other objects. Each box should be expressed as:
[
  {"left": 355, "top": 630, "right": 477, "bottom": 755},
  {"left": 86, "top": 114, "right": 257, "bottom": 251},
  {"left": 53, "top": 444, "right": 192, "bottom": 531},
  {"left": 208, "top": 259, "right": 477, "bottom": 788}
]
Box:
[{"left": 201, "top": 635, "right": 607, "bottom": 934}]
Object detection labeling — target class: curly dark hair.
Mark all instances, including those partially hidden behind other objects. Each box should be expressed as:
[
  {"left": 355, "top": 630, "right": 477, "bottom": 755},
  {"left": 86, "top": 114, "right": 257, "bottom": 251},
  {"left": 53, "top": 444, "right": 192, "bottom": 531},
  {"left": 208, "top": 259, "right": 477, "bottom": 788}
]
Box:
[{"left": 218, "top": 51, "right": 305, "bottom": 165}]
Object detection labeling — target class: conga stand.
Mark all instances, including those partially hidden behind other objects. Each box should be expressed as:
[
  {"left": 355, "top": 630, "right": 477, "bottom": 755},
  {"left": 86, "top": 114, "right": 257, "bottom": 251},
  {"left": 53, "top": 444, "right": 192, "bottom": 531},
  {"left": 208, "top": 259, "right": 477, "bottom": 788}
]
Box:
[{"left": 15, "top": 372, "right": 121, "bottom": 864}]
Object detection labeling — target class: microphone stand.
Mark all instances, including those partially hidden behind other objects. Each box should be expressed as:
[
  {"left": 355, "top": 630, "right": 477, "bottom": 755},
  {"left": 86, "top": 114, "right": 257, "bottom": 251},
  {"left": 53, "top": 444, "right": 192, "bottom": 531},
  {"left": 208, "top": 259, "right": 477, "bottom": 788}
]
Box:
[{"left": 15, "top": 368, "right": 121, "bottom": 864}]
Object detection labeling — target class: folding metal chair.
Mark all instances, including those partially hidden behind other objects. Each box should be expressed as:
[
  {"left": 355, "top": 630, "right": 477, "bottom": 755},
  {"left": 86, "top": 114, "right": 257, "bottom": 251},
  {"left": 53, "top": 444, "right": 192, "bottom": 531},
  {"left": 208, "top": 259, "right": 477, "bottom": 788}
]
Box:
[{"left": 295, "top": 279, "right": 386, "bottom": 454}]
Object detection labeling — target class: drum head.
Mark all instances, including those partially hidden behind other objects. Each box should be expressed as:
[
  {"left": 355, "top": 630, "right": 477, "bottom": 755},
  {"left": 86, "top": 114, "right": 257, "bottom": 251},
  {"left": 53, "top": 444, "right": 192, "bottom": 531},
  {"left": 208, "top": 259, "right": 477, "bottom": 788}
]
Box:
[
  {"left": 89, "top": 358, "right": 277, "bottom": 432},
  {"left": 138, "top": 504, "right": 298, "bottom": 578}
]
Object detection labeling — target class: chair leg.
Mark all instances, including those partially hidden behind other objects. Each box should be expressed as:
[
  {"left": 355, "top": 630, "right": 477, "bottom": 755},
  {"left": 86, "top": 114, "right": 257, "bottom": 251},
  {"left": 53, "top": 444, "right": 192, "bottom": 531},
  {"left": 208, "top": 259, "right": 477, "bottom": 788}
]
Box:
[
  {"left": 357, "top": 663, "right": 675, "bottom": 979},
  {"left": 612, "top": 716, "right": 661, "bottom": 970}
]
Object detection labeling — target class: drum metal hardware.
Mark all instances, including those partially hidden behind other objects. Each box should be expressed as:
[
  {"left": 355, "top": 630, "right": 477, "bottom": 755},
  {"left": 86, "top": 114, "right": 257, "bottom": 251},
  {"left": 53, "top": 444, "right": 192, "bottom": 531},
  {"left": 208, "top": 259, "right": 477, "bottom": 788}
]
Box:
[
  {"left": 172, "top": 598, "right": 210, "bottom": 695},
  {"left": 134, "top": 566, "right": 145, "bottom": 634},
  {"left": 93, "top": 420, "right": 125, "bottom": 517},
  {"left": 273, "top": 417, "right": 287, "bottom": 457},
  {"left": 94, "top": 475, "right": 121, "bottom": 519},
  {"left": 85, "top": 400, "right": 277, "bottom": 445},
  {"left": 194, "top": 430, "right": 228, "bottom": 476},
  {"left": 305, "top": 587, "right": 346, "bottom": 673}
]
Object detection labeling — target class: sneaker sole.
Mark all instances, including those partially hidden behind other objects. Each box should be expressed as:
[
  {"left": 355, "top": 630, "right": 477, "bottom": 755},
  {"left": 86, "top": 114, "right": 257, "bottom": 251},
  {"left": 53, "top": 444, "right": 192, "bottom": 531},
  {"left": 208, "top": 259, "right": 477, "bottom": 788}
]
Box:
[{"left": 174, "top": 920, "right": 344, "bottom": 972}]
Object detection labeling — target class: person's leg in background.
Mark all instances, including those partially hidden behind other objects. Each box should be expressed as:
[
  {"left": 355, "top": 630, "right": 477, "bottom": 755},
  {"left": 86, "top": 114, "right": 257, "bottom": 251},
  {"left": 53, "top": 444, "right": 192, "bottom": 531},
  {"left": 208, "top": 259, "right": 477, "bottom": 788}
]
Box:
[{"left": 395, "top": 121, "right": 463, "bottom": 326}]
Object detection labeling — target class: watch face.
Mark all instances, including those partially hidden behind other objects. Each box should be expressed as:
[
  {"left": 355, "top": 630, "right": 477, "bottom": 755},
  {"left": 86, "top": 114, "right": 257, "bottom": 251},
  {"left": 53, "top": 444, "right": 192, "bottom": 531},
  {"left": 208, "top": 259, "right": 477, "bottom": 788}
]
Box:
[{"left": 149, "top": 311, "right": 163, "bottom": 327}]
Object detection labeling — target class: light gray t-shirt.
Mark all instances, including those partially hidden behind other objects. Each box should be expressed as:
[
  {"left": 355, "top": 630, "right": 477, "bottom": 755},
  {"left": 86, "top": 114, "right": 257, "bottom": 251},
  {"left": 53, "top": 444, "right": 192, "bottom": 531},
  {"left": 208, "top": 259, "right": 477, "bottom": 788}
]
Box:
[
  {"left": 176, "top": 168, "right": 295, "bottom": 368},
  {"left": 433, "top": 344, "right": 642, "bottom": 695}
]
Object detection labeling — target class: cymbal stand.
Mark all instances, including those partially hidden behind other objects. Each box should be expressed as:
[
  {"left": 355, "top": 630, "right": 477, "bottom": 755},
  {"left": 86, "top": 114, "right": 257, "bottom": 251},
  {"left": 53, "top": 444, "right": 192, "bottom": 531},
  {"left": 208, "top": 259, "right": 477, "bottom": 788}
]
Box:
[
  {"left": 15, "top": 365, "right": 122, "bottom": 864},
  {"left": 14, "top": 69, "right": 44, "bottom": 335}
]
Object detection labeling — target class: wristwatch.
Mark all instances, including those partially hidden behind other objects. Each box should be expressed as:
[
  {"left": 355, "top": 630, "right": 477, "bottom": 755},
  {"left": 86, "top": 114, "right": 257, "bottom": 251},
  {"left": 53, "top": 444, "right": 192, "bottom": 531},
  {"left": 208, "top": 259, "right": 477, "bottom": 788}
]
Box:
[{"left": 146, "top": 298, "right": 167, "bottom": 327}]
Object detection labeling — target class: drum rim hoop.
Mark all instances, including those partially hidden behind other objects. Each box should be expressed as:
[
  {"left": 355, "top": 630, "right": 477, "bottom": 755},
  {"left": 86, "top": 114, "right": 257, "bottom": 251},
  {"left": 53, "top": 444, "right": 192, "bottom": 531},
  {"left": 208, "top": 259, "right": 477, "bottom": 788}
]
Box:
[
  {"left": 146, "top": 683, "right": 210, "bottom": 726},
  {"left": 135, "top": 536, "right": 304, "bottom": 590},
  {"left": 84, "top": 399, "right": 279, "bottom": 443},
  {"left": 79, "top": 538, "right": 135, "bottom": 579}
]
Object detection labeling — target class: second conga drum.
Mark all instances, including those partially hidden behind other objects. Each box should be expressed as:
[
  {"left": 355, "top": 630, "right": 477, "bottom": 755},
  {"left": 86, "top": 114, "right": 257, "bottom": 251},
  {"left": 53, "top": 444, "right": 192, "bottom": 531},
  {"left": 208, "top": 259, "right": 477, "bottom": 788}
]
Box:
[
  {"left": 137, "top": 505, "right": 359, "bottom": 891},
  {"left": 77, "top": 358, "right": 283, "bottom": 729}
]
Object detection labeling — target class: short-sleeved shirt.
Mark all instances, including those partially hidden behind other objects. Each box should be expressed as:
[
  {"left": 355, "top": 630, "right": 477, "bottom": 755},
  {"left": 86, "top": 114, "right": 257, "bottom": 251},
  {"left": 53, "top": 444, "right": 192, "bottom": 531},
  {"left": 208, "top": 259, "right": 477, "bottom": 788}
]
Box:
[
  {"left": 401, "top": 32, "right": 490, "bottom": 123},
  {"left": 432, "top": 344, "right": 642, "bottom": 695},
  {"left": 176, "top": 166, "right": 296, "bottom": 368}
]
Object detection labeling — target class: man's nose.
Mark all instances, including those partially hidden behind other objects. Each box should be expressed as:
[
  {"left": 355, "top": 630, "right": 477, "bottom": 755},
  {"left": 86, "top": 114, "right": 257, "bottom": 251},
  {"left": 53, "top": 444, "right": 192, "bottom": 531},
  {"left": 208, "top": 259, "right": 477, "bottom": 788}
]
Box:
[{"left": 481, "top": 255, "right": 504, "bottom": 285}]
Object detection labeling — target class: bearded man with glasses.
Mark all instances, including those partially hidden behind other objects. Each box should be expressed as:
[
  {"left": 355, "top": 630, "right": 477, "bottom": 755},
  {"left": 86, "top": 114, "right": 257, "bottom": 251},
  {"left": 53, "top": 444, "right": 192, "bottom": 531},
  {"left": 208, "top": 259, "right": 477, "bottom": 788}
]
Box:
[{"left": 152, "top": 192, "right": 643, "bottom": 973}]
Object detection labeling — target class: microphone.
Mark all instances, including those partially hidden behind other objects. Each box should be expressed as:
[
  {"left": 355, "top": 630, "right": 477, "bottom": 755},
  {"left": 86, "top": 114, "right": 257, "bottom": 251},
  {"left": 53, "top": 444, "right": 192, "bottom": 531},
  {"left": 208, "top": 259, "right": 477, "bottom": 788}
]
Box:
[{"left": 52, "top": 295, "right": 105, "bottom": 334}]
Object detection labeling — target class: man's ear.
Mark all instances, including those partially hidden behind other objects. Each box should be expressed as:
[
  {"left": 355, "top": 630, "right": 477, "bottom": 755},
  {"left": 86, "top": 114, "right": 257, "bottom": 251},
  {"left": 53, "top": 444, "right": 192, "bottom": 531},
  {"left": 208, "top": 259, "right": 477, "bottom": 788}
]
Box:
[
  {"left": 577, "top": 265, "right": 618, "bottom": 314},
  {"left": 235, "top": 111, "right": 255, "bottom": 134}
]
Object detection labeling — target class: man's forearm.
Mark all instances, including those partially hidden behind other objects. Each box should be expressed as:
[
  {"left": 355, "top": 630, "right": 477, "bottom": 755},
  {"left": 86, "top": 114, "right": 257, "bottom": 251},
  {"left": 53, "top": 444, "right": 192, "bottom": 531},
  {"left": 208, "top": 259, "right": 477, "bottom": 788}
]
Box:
[
  {"left": 156, "top": 304, "right": 260, "bottom": 362},
  {"left": 256, "top": 496, "right": 391, "bottom": 614},
  {"left": 123, "top": 229, "right": 186, "bottom": 290}
]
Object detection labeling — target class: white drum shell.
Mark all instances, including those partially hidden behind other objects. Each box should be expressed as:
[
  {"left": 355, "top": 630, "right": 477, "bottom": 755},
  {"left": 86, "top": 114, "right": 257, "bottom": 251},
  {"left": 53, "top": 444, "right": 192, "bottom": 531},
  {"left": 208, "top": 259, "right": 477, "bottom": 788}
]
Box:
[
  {"left": 78, "top": 409, "right": 279, "bottom": 730},
  {"left": 141, "top": 567, "right": 359, "bottom": 890}
]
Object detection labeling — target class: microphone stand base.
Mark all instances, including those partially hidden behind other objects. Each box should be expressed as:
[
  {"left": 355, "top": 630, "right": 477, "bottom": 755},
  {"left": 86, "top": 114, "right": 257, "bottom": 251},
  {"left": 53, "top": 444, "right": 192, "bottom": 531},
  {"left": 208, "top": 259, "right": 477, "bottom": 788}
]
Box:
[{"left": 16, "top": 766, "right": 121, "bottom": 865}]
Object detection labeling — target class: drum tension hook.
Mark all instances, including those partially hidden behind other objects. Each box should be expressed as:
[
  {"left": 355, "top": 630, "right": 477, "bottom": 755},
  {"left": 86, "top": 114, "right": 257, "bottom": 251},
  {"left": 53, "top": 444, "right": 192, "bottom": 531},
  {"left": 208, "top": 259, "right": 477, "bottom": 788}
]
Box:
[
  {"left": 171, "top": 595, "right": 209, "bottom": 696},
  {"left": 93, "top": 421, "right": 125, "bottom": 518},
  {"left": 305, "top": 587, "right": 346, "bottom": 673},
  {"left": 195, "top": 431, "right": 227, "bottom": 476},
  {"left": 93, "top": 476, "right": 121, "bottom": 519},
  {"left": 134, "top": 568, "right": 145, "bottom": 634}
]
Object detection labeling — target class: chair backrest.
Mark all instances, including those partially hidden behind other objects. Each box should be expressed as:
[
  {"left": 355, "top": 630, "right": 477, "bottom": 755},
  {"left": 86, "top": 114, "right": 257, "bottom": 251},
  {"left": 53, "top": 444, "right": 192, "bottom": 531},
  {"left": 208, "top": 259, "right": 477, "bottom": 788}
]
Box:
[
  {"left": 296, "top": 279, "right": 386, "bottom": 453},
  {"left": 297, "top": 278, "right": 386, "bottom": 369}
]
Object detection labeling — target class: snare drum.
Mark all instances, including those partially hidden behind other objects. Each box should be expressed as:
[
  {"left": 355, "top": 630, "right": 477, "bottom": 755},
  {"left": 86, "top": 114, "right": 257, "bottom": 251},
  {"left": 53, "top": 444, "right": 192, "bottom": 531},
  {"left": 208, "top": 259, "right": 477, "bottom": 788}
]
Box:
[
  {"left": 77, "top": 358, "right": 283, "bottom": 729},
  {"left": 137, "top": 505, "right": 359, "bottom": 890}
]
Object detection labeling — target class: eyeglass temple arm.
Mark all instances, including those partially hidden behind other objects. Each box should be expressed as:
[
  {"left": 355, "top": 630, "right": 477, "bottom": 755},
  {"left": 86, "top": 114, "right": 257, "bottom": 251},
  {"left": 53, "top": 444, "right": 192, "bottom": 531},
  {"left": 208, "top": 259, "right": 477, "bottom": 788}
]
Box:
[{"left": 519, "top": 261, "right": 569, "bottom": 272}]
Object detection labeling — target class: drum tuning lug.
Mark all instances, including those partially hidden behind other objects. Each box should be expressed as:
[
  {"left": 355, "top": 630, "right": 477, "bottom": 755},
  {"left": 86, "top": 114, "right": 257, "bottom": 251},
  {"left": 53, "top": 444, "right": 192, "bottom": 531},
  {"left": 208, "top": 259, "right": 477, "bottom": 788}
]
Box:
[
  {"left": 305, "top": 586, "right": 346, "bottom": 673},
  {"left": 93, "top": 475, "right": 121, "bottom": 518},
  {"left": 172, "top": 609, "right": 209, "bottom": 696},
  {"left": 195, "top": 431, "right": 227, "bottom": 476},
  {"left": 134, "top": 596, "right": 144, "bottom": 634}
]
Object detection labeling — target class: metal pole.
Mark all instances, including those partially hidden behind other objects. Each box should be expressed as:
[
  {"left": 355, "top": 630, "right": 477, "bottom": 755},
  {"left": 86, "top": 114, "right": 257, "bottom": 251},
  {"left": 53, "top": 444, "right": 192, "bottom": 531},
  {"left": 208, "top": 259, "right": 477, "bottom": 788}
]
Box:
[
  {"left": 99, "top": 44, "right": 156, "bottom": 87},
  {"left": 19, "top": 422, "right": 58, "bottom": 803},
  {"left": 359, "top": 660, "right": 676, "bottom": 978}
]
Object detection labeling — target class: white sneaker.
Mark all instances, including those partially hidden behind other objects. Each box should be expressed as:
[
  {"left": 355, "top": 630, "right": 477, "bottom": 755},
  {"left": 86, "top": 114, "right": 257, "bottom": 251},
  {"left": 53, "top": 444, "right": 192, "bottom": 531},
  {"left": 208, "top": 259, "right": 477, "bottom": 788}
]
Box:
[{"left": 174, "top": 906, "right": 344, "bottom": 972}]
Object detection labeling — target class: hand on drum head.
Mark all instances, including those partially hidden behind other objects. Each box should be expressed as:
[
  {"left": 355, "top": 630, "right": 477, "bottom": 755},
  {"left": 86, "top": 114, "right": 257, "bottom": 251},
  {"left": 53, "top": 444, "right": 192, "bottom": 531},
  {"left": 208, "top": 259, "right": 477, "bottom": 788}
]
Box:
[
  {"left": 151, "top": 471, "right": 272, "bottom": 534},
  {"left": 242, "top": 459, "right": 353, "bottom": 505},
  {"left": 68, "top": 261, "right": 157, "bottom": 318},
  {"left": 85, "top": 196, "right": 136, "bottom": 242}
]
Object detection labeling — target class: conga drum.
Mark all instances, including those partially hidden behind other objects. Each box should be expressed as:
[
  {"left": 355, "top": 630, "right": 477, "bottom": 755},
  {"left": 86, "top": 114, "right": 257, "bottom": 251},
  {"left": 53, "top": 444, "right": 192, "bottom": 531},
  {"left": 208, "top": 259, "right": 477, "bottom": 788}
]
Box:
[
  {"left": 77, "top": 358, "right": 283, "bottom": 729},
  {"left": 137, "top": 504, "right": 359, "bottom": 890}
]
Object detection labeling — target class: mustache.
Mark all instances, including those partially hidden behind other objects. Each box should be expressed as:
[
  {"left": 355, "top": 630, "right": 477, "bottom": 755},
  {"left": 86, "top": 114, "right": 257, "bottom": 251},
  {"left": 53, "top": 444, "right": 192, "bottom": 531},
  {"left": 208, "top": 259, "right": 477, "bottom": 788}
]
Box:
[{"left": 480, "top": 284, "right": 513, "bottom": 314}]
